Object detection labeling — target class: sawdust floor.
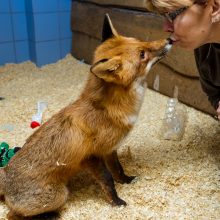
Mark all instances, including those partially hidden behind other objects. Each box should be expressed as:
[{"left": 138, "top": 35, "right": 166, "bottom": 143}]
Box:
[{"left": 0, "top": 55, "right": 219, "bottom": 220}]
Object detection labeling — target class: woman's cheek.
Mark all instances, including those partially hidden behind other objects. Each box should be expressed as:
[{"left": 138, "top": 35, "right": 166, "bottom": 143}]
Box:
[{"left": 174, "top": 17, "right": 191, "bottom": 37}]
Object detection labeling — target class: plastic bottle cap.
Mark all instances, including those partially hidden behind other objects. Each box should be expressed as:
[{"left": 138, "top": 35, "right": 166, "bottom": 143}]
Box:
[{"left": 30, "top": 121, "right": 40, "bottom": 129}]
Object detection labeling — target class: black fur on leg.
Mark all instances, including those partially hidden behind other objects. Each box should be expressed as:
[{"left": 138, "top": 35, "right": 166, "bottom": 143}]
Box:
[
  {"left": 105, "top": 151, "right": 136, "bottom": 184},
  {"left": 82, "top": 156, "right": 127, "bottom": 206}
]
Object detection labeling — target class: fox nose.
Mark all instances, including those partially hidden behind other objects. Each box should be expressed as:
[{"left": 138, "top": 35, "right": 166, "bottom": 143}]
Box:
[
  {"left": 155, "top": 39, "right": 173, "bottom": 58},
  {"left": 167, "top": 37, "right": 173, "bottom": 45}
]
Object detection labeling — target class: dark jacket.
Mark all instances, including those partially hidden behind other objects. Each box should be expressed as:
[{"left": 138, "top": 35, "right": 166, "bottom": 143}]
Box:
[{"left": 194, "top": 43, "right": 220, "bottom": 109}]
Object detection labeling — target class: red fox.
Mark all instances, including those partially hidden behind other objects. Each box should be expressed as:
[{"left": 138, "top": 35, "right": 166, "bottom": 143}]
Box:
[{"left": 0, "top": 14, "right": 172, "bottom": 220}]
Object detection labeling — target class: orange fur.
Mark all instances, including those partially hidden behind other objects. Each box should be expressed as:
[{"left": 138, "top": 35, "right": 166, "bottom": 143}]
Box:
[{"left": 1, "top": 15, "right": 172, "bottom": 220}]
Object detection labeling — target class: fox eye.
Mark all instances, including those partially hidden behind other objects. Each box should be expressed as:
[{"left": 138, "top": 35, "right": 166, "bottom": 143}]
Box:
[{"left": 140, "top": 50, "right": 145, "bottom": 59}]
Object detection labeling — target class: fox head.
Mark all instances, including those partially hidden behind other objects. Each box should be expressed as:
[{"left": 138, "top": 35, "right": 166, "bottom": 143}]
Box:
[{"left": 90, "top": 14, "right": 172, "bottom": 86}]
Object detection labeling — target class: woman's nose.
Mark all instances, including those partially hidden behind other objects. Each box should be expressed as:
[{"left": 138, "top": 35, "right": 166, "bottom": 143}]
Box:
[{"left": 163, "top": 19, "right": 174, "bottom": 32}]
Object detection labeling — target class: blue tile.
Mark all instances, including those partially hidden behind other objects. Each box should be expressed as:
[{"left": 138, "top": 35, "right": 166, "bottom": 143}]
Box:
[
  {"left": 10, "top": 0, "right": 25, "bottom": 13},
  {"left": 15, "top": 40, "right": 29, "bottom": 63},
  {"left": 0, "top": 14, "right": 13, "bottom": 42},
  {"left": 58, "top": 0, "right": 71, "bottom": 11},
  {"left": 0, "top": 42, "right": 16, "bottom": 65},
  {"left": 34, "top": 41, "right": 61, "bottom": 66},
  {"left": 34, "top": 13, "right": 59, "bottom": 41},
  {"left": 26, "top": 12, "right": 35, "bottom": 41},
  {"left": 60, "top": 38, "right": 71, "bottom": 58},
  {"left": 0, "top": 0, "right": 10, "bottom": 13},
  {"left": 29, "top": 41, "right": 36, "bottom": 61},
  {"left": 31, "top": 0, "right": 58, "bottom": 13},
  {"left": 25, "top": 0, "right": 33, "bottom": 12},
  {"left": 12, "top": 13, "right": 28, "bottom": 41},
  {"left": 59, "top": 12, "right": 72, "bottom": 39}
]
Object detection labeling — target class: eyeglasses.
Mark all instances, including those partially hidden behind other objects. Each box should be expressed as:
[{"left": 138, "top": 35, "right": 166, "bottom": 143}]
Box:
[{"left": 164, "top": 7, "right": 188, "bottom": 23}]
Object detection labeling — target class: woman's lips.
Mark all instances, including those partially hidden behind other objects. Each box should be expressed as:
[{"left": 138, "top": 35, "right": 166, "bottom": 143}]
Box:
[
  {"left": 171, "top": 39, "right": 179, "bottom": 45},
  {"left": 169, "top": 36, "right": 179, "bottom": 44},
  {"left": 163, "top": 20, "right": 180, "bottom": 45}
]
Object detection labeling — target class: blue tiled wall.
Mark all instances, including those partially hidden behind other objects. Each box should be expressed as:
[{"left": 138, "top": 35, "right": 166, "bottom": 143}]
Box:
[{"left": 0, "top": 0, "right": 72, "bottom": 66}]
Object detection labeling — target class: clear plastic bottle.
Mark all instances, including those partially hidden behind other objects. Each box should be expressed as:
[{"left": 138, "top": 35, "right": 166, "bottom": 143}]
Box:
[
  {"left": 160, "top": 88, "right": 187, "bottom": 141},
  {"left": 30, "top": 101, "right": 48, "bottom": 129}
]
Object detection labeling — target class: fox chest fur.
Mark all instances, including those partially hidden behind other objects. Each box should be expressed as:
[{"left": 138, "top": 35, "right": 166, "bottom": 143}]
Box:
[{"left": 68, "top": 73, "right": 147, "bottom": 157}]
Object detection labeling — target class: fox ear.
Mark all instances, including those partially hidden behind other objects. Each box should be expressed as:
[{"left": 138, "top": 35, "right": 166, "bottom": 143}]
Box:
[
  {"left": 90, "top": 57, "right": 122, "bottom": 82},
  {"left": 102, "top": 14, "right": 118, "bottom": 42}
]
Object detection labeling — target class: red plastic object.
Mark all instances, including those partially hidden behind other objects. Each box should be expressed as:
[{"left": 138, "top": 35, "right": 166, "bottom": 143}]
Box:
[{"left": 30, "top": 121, "right": 40, "bottom": 129}]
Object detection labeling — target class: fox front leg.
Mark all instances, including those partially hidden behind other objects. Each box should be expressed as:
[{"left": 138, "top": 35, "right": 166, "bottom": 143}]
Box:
[
  {"left": 104, "top": 150, "right": 135, "bottom": 184},
  {"left": 82, "top": 156, "right": 126, "bottom": 206}
]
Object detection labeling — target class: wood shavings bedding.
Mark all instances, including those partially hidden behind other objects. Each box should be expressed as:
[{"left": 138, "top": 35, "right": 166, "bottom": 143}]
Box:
[{"left": 0, "top": 55, "right": 219, "bottom": 219}]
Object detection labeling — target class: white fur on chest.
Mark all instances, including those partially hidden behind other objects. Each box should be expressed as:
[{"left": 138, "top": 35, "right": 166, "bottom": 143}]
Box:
[
  {"left": 124, "top": 76, "right": 147, "bottom": 126},
  {"left": 132, "top": 76, "right": 147, "bottom": 101}
]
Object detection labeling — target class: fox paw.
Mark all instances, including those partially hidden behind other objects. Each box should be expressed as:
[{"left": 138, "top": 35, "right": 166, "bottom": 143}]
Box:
[
  {"left": 117, "top": 175, "right": 136, "bottom": 184},
  {"left": 123, "top": 175, "right": 136, "bottom": 184},
  {"left": 111, "top": 197, "right": 127, "bottom": 206}
]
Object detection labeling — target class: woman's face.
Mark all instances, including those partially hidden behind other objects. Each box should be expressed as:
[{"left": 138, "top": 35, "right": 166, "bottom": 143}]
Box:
[{"left": 163, "top": 3, "right": 213, "bottom": 49}]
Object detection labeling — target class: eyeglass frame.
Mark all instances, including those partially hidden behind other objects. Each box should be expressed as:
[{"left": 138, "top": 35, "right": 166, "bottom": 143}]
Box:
[
  {"left": 161, "top": 0, "right": 208, "bottom": 23},
  {"left": 164, "top": 7, "right": 188, "bottom": 23}
]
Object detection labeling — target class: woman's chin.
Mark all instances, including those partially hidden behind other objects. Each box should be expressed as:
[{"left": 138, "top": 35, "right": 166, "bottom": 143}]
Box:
[{"left": 174, "top": 41, "right": 198, "bottom": 50}]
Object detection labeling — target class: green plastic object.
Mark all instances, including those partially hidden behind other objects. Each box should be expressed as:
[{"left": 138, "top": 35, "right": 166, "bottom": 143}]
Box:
[
  {"left": 0, "top": 142, "right": 21, "bottom": 167},
  {"left": 0, "top": 142, "right": 9, "bottom": 151}
]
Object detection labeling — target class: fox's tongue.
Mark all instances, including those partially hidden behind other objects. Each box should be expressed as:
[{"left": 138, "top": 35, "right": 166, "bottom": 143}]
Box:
[{"left": 163, "top": 20, "right": 174, "bottom": 32}]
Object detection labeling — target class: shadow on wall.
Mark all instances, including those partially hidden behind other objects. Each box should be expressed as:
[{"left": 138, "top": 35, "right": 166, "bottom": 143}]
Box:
[{"left": 0, "top": 0, "right": 73, "bottom": 67}]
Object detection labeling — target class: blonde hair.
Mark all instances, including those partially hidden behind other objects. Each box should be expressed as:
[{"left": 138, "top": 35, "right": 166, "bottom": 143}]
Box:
[{"left": 146, "top": 0, "right": 201, "bottom": 12}]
